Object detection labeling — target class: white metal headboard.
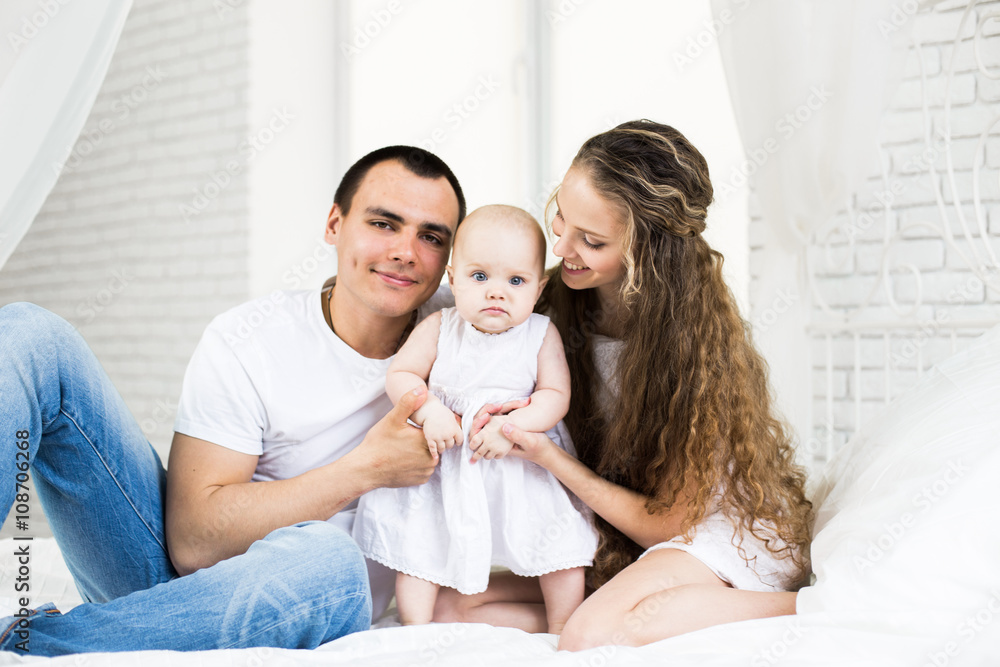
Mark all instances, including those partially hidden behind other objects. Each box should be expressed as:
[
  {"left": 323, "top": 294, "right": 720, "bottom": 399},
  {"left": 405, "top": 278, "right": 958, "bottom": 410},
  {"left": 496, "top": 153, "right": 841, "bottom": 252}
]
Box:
[{"left": 806, "top": 0, "right": 1000, "bottom": 466}]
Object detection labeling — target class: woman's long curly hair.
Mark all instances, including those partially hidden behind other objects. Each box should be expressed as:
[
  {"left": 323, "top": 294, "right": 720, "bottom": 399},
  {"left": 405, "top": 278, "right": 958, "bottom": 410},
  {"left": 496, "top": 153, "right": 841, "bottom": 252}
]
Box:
[{"left": 537, "top": 120, "right": 813, "bottom": 588}]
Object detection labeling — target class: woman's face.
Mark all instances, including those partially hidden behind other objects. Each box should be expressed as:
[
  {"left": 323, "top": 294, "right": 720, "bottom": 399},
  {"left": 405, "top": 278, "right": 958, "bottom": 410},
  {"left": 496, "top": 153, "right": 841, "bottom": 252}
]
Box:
[{"left": 551, "top": 166, "right": 626, "bottom": 297}]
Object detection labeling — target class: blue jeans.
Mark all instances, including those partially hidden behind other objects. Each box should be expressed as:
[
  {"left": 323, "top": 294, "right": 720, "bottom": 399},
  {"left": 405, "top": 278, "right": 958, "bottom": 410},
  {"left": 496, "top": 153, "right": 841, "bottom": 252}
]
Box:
[{"left": 0, "top": 302, "right": 371, "bottom": 654}]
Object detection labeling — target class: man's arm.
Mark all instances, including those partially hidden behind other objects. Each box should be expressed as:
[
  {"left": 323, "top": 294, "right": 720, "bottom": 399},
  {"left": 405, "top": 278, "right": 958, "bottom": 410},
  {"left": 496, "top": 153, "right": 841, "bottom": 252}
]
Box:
[{"left": 165, "top": 387, "right": 435, "bottom": 576}]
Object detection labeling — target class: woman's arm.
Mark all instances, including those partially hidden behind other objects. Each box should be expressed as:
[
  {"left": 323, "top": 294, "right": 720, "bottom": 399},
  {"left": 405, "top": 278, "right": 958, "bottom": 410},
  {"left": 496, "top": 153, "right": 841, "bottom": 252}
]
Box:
[{"left": 501, "top": 423, "right": 697, "bottom": 550}]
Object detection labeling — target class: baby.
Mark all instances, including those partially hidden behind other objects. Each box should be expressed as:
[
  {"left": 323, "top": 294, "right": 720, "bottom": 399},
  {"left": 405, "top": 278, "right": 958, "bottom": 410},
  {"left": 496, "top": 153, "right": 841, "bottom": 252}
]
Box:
[{"left": 353, "top": 205, "right": 597, "bottom": 633}]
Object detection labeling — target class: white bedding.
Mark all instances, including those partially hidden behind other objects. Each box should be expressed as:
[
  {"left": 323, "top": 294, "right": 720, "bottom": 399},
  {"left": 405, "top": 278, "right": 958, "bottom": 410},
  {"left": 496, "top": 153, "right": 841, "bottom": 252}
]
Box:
[{"left": 1, "top": 324, "right": 999, "bottom": 665}]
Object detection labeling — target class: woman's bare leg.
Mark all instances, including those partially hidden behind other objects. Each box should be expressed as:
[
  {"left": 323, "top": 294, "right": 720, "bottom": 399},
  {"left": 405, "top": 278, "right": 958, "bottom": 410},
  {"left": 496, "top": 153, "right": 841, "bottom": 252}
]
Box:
[
  {"left": 433, "top": 571, "right": 547, "bottom": 632},
  {"left": 558, "top": 549, "right": 797, "bottom": 651},
  {"left": 539, "top": 567, "right": 585, "bottom": 634},
  {"left": 396, "top": 573, "right": 440, "bottom": 625}
]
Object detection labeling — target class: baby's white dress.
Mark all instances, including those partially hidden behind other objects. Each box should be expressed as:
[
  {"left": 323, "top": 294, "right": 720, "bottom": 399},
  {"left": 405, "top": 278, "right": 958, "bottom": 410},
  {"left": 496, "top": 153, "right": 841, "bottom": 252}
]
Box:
[{"left": 353, "top": 307, "right": 598, "bottom": 595}]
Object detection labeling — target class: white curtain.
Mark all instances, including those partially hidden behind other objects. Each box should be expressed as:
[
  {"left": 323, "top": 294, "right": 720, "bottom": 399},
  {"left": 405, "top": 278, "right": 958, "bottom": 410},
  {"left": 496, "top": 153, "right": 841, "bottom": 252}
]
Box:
[
  {"left": 709, "top": 0, "right": 924, "bottom": 248},
  {"left": 0, "top": 0, "right": 132, "bottom": 271},
  {"left": 709, "top": 0, "right": 942, "bottom": 445}
]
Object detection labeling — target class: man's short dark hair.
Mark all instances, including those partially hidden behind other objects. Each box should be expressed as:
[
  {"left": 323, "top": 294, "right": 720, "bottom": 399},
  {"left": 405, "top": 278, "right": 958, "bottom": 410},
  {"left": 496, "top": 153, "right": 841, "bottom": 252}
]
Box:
[{"left": 334, "top": 146, "right": 466, "bottom": 224}]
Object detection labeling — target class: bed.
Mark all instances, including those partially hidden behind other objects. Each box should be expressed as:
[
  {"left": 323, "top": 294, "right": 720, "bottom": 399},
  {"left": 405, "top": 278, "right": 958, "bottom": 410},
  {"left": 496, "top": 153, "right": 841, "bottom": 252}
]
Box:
[{"left": 2, "top": 323, "right": 999, "bottom": 665}]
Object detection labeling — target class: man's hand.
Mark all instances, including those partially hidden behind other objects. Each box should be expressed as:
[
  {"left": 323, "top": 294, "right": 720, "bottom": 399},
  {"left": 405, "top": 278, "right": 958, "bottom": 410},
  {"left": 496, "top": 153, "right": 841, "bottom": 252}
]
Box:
[
  {"left": 468, "top": 414, "right": 515, "bottom": 463},
  {"left": 421, "top": 402, "right": 465, "bottom": 457},
  {"left": 353, "top": 387, "right": 439, "bottom": 489}
]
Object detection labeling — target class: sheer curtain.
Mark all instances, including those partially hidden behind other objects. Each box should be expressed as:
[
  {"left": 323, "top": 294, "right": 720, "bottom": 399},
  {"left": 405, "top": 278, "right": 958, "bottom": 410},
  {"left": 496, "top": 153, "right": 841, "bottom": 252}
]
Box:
[
  {"left": 709, "top": 0, "right": 926, "bottom": 247},
  {"left": 0, "top": 0, "right": 132, "bottom": 271},
  {"left": 709, "top": 0, "right": 928, "bottom": 443}
]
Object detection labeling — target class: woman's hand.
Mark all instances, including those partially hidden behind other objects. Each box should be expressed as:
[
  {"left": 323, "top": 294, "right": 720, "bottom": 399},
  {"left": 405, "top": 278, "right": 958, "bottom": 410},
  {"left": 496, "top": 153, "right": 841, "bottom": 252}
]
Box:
[
  {"left": 500, "top": 422, "right": 557, "bottom": 467},
  {"left": 469, "top": 398, "right": 531, "bottom": 438},
  {"left": 468, "top": 415, "right": 514, "bottom": 464}
]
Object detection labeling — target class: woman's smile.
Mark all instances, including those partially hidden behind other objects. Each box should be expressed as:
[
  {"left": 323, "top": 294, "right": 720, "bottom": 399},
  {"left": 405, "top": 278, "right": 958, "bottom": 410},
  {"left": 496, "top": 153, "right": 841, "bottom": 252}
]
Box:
[{"left": 562, "top": 260, "right": 588, "bottom": 272}]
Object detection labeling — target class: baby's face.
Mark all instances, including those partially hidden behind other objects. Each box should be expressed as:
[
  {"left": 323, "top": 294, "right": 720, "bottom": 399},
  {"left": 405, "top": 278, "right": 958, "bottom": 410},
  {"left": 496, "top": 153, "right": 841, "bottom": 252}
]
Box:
[{"left": 448, "top": 224, "right": 546, "bottom": 334}]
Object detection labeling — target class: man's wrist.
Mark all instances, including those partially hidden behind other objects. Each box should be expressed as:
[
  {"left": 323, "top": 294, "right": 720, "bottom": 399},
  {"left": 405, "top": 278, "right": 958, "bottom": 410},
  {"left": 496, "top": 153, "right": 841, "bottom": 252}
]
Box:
[{"left": 334, "top": 445, "right": 379, "bottom": 495}]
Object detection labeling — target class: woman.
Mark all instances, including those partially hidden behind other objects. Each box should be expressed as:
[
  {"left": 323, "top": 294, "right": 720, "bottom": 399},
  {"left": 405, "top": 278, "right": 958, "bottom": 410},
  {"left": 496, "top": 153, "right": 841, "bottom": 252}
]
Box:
[{"left": 433, "top": 120, "right": 813, "bottom": 651}]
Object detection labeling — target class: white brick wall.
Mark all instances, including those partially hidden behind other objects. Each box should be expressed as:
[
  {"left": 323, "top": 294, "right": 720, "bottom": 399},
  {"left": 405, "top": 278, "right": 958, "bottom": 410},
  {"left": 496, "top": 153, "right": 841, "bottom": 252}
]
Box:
[
  {"left": 0, "top": 0, "right": 252, "bottom": 461},
  {"left": 748, "top": 1, "right": 1000, "bottom": 465}
]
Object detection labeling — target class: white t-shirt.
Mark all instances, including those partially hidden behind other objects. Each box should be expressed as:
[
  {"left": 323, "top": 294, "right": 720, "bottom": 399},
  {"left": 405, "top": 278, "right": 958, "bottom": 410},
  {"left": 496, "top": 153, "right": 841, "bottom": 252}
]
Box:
[{"left": 173, "top": 284, "right": 452, "bottom": 612}]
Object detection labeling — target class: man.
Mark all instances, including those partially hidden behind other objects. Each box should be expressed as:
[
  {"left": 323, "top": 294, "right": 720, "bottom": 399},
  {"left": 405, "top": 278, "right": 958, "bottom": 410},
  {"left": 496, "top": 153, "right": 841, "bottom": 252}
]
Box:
[{"left": 0, "top": 146, "right": 465, "bottom": 655}]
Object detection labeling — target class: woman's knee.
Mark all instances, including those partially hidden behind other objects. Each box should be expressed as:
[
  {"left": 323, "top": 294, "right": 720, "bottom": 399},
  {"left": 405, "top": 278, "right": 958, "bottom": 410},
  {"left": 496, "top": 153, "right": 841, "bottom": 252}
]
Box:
[
  {"left": 559, "top": 585, "right": 687, "bottom": 651},
  {"left": 559, "top": 606, "right": 626, "bottom": 652}
]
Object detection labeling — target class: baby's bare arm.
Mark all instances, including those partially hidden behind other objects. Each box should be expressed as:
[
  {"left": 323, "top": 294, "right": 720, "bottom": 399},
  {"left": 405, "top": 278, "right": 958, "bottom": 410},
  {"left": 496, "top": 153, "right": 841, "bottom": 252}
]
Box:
[
  {"left": 386, "top": 310, "right": 463, "bottom": 455},
  {"left": 386, "top": 311, "right": 446, "bottom": 424},
  {"left": 506, "top": 322, "right": 571, "bottom": 432},
  {"left": 468, "top": 323, "right": 572, "bottom": 463}
]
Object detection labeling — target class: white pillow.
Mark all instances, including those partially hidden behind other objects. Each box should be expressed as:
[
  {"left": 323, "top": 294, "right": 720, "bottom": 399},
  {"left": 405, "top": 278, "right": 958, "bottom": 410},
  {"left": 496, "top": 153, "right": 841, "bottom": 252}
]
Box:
[{"left": 798, "top": 324, "right": 1000, "bottom": 659}]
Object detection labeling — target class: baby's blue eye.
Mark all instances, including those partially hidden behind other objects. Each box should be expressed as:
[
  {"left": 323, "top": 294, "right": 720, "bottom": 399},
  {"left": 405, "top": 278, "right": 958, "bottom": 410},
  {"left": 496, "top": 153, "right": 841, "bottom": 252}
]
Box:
[
  {"left": 472, "top": 271, "right": 487, "bottom": 282},
  {"left": 509, "top": 276, "right": 524, "bottom": 286}
]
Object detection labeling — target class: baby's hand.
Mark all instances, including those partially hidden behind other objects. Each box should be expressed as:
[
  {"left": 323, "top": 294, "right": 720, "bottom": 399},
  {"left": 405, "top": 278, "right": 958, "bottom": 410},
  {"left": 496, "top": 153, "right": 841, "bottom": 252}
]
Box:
[
  {"left": 421, "top": 403, "right": 464, "bottom": 457},
  {"left": 468, "top": 415, "right": 514, "bottom": 464}
]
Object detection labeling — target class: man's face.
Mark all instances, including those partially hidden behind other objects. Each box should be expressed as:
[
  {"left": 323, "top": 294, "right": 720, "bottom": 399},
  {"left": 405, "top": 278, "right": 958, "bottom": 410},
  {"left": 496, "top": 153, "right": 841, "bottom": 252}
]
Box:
[{"left": 325, "top": 160, "right": 460, "bottom": 319}]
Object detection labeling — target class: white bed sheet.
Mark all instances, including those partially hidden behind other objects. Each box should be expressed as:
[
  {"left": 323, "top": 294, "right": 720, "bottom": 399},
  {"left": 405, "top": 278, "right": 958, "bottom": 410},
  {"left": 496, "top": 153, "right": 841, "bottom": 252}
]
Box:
[
  {"left": 0, "top": 535, "right": 955, "bottom": 666},
  {"left": 2, "top": 324, "right": 999, "bottom": 665},
  {"left": 0, "top": 538, "right": 922, "bottom": 667}
]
